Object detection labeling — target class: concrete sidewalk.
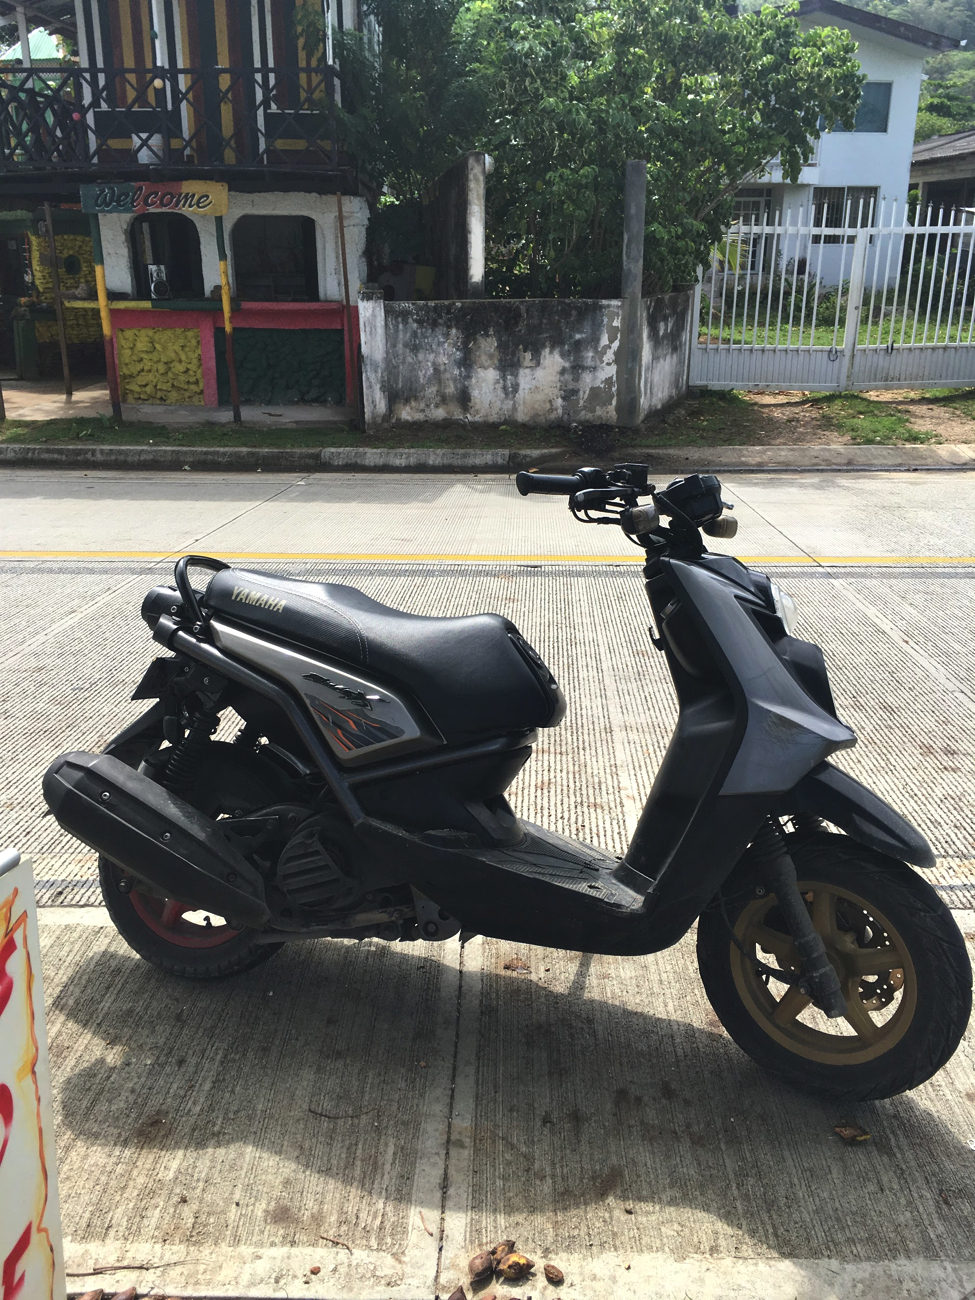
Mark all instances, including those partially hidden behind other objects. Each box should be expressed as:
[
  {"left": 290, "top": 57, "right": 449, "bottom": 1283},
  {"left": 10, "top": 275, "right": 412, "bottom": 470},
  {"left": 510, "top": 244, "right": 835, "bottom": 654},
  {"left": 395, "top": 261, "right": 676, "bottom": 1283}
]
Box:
[{"left": 40, "top": 908, "right": 975, "bottom": 1300}]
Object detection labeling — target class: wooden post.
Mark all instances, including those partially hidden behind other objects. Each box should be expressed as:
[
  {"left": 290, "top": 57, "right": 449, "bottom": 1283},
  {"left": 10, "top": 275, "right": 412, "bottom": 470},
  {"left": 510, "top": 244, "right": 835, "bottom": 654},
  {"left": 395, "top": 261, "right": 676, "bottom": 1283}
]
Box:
[
  {"left": 88, "top": 213, "right": 122, "bottom": 419},
  {"left": 336, "top": 191, "right": 363, "bottom": 429},
  {"left": 215, "top": 215, "right": 241, "bottom": 423},
  {"left": 43, "top": 203, "right": 72, "bottom": 398}
]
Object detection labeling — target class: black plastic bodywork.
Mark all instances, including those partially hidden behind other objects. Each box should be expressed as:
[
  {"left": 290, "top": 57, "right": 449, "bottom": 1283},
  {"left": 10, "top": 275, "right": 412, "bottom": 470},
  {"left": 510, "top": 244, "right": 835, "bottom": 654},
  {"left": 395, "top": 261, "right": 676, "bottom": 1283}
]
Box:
[
  {"left": 42, "top": 750, "right": 271, "bottom": 926},
  {"left": 44, "top": 529, "right": 935, "bottom": 955},
  {"left": 787, "top": 762, "right": 935, "bottom": 868}
]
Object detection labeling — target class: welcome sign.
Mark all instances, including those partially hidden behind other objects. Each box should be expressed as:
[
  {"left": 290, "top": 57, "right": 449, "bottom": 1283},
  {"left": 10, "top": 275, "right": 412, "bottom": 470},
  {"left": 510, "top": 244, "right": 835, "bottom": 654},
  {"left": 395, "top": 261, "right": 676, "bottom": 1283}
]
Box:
[
  {"left": 80, "top": 180, "right": 229, "bottom": 216},
  {"left": 0, "top": 850, "right": 64, "bottom": 1300}
]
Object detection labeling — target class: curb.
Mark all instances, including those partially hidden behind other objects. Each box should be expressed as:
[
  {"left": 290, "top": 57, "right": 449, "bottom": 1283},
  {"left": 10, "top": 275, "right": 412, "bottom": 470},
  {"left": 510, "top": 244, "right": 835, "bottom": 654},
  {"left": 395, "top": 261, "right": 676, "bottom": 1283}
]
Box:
[
  {"left": 0, "top": 443, "right": 973, "bottom": 473},
  {"left": 0, "top": 444, "right": 560, "bottom": 473}
]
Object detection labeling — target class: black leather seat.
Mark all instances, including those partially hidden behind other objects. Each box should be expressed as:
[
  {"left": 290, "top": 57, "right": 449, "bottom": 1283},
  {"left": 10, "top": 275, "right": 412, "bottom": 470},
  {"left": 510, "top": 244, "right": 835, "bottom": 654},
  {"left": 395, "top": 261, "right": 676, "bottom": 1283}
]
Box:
[{"left": 205, "top": 567, "right": 565, "bottom": 742}]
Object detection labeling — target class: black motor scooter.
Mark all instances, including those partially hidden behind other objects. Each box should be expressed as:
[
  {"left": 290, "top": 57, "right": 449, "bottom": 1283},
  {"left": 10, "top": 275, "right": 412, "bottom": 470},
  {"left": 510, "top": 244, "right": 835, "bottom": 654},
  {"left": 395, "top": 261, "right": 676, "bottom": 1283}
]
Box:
[{"left": 43, "top": 465, "right": 971, "bottom": 1101}]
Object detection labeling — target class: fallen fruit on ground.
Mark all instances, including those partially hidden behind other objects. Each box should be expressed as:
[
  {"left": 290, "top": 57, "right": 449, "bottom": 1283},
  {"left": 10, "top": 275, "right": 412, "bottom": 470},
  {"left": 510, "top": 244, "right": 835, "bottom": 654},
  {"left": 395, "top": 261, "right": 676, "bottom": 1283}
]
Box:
[
  {"left": 469, "top": 1251, "right": 495, "bottom": 1281},
  {"left": 497, "top": 1252, "right": 534, "bottom": 1280},
  {"left": 833, "top": 1123, "right": 871, "bottom": 1143},
  {"left": 544, "top": 1262, "right": 565, "bottom": 1284},
  {"left": 491, "top": 1239, "right": 515, "bottom": 1263},
  {"left": 446, "top": 1287, "right": 467, "bottom": 1300}
]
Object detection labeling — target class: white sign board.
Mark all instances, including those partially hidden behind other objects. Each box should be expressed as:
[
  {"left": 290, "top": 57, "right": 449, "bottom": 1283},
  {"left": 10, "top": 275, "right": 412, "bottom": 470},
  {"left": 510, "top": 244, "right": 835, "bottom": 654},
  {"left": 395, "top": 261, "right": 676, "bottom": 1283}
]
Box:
[{"left": 0, "top": 849, "right": 64, "bottom": 1300}]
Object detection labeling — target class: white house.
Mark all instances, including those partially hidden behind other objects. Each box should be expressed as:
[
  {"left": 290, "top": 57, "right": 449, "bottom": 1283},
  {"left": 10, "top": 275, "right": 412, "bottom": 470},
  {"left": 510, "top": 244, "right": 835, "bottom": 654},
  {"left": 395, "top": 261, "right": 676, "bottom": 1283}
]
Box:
[{"left": 735, "top": 0, "right": 957, "bottom": 285}]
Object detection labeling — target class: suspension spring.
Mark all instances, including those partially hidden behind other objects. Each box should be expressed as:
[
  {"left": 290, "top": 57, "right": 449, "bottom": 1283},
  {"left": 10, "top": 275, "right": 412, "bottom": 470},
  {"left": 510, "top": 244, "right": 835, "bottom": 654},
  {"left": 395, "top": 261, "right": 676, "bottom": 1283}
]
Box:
[
  {"left": 747, "top": 816, "right": 789, "bottom": 867},
  {"left": 163, "top": 708, "right": 218, "bottom": 795}
]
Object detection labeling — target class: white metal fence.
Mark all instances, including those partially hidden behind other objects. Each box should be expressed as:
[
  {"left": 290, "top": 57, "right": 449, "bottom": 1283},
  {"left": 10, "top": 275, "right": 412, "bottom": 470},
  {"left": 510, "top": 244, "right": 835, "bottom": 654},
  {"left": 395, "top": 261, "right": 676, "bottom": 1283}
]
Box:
[{"left": 690, "top": 204, "right": 975, "bottom": 391}]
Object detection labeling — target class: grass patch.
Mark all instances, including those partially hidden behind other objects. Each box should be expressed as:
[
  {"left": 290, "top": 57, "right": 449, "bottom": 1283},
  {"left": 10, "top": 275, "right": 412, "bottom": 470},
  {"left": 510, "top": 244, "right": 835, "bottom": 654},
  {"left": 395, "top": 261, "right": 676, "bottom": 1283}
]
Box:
[
  {"left": 923, "top": 388, "right": 975, "bottom": 417},
  {"left": 808, "top": 394, "right": 937, "bottom": 444},
  {"left": 0, "top": 390, "right": 948, "bottom": 451},
  {"left": 647, "top": 391, "right": 765, "bottom": 446},
  {"left": 0, "top": 415, "right": 557, "bottom": 450},
  {"left": 701, "top": 310, "right": 974, "bottom": 349}
]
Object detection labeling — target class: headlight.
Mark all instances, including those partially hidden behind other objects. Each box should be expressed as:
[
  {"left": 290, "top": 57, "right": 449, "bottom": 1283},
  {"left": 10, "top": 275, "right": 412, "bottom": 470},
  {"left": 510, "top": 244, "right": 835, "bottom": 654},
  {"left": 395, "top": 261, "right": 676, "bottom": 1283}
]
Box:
[{"left": 769, "top": 581, "right": 799, "bottom": 635}]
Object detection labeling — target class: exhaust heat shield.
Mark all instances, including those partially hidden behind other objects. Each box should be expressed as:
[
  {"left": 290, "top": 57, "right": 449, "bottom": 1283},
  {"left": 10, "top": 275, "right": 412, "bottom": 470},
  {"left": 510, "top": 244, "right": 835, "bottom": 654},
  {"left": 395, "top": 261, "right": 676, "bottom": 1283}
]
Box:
[{"left": 43, "top": 751, "right": 270, "bottom": 927}]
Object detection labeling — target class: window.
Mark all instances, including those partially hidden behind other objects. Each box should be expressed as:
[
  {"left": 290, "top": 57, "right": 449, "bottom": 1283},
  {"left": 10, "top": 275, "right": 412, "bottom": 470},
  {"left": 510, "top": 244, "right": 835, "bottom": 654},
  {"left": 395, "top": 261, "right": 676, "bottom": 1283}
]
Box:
[
  {"left": 231, "top": 216, "right": 319, "bottom": 302},
  {"left": 129, "top": 213, "right": 204, "bottom": 300},
  {"left": 811, "top": 187, "right": 878, "bottom": 243},
  {"left": 821, "top": 82, "right": 892, "bottom": 134},
  {"left": 732, "top": 189, "right": 772, "bottom": 272}
]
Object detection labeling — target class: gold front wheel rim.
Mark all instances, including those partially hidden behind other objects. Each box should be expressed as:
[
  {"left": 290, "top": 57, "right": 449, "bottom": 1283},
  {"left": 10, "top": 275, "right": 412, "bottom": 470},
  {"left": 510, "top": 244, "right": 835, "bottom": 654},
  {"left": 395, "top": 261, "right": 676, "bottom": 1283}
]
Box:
[{"left": 729, "top": 880, "right": 918, "bottom": 1066}]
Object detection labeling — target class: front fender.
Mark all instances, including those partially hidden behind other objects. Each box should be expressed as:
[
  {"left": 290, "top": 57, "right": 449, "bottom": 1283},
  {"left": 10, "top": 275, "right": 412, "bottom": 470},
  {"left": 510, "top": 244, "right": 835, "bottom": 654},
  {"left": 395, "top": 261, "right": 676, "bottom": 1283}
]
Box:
[{"left": 786, "top": 762, "right": 935, "bottom": 869}]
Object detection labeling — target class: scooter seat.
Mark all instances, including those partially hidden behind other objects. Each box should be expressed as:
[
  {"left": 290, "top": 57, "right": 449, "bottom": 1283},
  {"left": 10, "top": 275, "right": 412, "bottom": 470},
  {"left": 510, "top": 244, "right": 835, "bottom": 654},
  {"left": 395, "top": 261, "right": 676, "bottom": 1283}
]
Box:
[{"left": 204, "top": 567, "right": 565, "bottom": 741}]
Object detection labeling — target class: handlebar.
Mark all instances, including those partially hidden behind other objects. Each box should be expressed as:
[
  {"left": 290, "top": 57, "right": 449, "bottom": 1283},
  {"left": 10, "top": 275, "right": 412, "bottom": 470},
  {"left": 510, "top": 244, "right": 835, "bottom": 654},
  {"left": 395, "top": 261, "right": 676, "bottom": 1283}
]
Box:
[
  {"left": 516, "top": 465, "right": 734, "bottom": 539},
  {"left": 515, "top": 470, "right": 592, "bottom": 496}
]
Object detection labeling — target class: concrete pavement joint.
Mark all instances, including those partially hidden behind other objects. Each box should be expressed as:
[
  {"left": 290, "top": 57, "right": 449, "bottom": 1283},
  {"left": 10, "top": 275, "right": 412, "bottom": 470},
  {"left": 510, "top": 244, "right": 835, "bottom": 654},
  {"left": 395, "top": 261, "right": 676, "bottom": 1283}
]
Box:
[{"left": 4, "top": 550, "right": 975, "bottom": 565}]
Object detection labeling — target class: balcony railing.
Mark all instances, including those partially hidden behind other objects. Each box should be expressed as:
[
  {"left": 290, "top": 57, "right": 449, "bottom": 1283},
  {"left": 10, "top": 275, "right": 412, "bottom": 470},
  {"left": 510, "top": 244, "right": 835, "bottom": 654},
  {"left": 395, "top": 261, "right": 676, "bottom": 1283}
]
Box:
[{"left": 0, "top": 64, "right": 350, "bottom": 175}]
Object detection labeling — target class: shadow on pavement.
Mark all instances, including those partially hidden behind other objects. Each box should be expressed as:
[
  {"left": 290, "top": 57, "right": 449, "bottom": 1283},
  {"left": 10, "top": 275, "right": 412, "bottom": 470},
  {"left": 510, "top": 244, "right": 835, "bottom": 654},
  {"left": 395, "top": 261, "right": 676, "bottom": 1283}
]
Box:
[{"left": 49, "top": 935, "right": 975, "bottom": 1264}]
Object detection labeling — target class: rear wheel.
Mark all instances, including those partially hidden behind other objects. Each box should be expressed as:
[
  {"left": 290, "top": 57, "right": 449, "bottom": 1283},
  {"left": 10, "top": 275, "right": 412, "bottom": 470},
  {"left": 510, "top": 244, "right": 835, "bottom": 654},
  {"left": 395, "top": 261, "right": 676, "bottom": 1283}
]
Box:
[
  {"left": 99, "top": 739, "right": 290, "bottom": 980},
  {"left": 697, "top": 833, "right": 972, "bottom": 1101}
]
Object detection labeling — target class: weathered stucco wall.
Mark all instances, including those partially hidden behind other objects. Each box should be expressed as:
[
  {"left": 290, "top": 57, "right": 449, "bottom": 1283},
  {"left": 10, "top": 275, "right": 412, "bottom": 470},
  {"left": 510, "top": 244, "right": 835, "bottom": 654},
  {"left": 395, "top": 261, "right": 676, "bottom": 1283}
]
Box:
[
  {"left": 641, "top": 291, "right": 693, "bottom": 418},
  {"left": 377, "top": 300, "right": 620, "bottom": 425},
  {"left": 360, "top": 292, "right": 692, "bottom": 428}
]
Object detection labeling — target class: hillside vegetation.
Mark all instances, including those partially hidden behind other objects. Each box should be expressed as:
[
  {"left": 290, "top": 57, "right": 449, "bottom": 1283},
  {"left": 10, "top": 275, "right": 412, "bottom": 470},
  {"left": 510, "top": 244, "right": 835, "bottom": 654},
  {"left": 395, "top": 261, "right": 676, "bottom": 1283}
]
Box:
[{"left": 857, "top": 0, "right": 975, "bottom": 138}]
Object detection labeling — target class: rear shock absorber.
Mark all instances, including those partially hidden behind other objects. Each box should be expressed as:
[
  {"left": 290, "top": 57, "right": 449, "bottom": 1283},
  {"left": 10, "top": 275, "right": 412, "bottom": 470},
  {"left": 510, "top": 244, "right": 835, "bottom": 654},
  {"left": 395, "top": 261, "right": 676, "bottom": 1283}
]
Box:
[{"left": 163, "top": 707, "right": 219, "bottom": 796}]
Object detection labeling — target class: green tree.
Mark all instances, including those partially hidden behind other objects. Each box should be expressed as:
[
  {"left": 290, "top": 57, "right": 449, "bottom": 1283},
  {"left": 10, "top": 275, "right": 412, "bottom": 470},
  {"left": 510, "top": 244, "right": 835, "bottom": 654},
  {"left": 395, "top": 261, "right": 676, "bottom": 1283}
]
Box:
[
  {"left": 458, "top": 0, "right": 863, "bottom": 295},
  {"left": 328, "top": 0, "right": 863, "bottom": 296},
  {"left": 915, "top": 70, "right": 975, "bottom": 138}
]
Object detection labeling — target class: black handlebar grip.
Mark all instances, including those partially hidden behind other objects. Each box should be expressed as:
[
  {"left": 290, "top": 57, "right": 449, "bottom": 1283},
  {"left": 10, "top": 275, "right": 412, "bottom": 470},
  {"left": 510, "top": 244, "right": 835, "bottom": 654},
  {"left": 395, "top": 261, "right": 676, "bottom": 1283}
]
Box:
[{"left": 516, "top": 470, "right": 583, "bottom": 496}]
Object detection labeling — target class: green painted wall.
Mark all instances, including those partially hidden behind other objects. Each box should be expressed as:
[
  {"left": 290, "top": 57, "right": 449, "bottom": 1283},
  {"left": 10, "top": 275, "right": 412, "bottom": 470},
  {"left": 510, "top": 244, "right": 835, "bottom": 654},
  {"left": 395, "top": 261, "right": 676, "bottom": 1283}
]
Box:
[{"left": 215, "top": 327, "right": 345, "bottom": 404}]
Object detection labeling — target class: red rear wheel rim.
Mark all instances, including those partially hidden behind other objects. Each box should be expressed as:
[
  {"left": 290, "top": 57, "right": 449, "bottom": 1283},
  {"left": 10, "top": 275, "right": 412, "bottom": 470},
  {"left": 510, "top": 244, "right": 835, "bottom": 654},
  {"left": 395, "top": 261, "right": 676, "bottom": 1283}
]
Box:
[{"left": 129, "top": 889, "right": 241, "bottom": 949}]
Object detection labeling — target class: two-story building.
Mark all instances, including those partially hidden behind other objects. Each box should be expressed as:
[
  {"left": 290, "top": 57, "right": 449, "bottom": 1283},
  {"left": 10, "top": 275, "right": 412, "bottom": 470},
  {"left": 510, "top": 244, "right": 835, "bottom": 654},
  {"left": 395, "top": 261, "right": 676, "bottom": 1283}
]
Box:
[
  {"left": 0, "top": 0, "right": 369, "bottom": 409},
  {"left": 735, "top": 0, "right": 958, "bottom": 286}
]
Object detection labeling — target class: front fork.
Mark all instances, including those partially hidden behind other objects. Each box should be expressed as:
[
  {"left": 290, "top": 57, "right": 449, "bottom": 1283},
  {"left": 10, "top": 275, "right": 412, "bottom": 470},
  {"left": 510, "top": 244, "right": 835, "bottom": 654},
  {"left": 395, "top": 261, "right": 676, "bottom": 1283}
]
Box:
[{"left": 747, "top": 818, "right": 847, "bottom": 1018}]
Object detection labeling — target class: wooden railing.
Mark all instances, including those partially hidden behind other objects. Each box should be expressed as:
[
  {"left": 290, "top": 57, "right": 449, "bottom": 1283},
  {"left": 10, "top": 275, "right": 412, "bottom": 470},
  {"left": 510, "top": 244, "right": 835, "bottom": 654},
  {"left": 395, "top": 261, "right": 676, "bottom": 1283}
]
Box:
[{"left": 0, "top": 64, "right": 349, "bottom": 174}]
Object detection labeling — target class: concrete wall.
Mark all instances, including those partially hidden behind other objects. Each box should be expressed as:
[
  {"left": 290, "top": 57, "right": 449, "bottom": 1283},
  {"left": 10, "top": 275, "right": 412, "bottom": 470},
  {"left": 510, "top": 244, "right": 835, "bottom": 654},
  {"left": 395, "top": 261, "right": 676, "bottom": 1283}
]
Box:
[
  {"left": 359, "top": 291, "right": 693, "bottom": 428},
  {"left": 423, "top": 152, "right": 489, "bottom": 298},
  {"left": 99, "top": 191, "right": 368, "bottom": 301},
  {"left": 641, "top": 292, "right": 693, "bottom": 416}
]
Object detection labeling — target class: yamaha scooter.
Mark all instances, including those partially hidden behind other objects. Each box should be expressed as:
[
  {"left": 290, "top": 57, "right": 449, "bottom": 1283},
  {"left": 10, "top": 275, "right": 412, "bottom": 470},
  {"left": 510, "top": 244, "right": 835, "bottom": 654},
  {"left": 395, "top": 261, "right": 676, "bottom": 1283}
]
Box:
[{"left": 43, "top": 466, "right": 972, "bottom": 1101}]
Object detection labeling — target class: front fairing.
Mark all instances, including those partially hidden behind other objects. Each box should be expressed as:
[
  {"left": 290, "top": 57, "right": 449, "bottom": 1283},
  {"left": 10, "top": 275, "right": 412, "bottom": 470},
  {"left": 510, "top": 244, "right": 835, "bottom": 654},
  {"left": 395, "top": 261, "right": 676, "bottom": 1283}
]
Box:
[{"left": 663, "top": 557, "right": 856, "bottom": 796}]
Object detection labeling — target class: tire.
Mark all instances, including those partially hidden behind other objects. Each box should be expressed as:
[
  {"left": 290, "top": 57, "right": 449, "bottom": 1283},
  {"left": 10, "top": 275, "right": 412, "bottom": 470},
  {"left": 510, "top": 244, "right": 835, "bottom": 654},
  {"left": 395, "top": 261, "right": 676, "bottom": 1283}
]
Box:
[
  {"left": 98, "top": 738, "right": 287, "bottom": 980},
  {"left": 697, "top": 832, "right": 972, "bottom": 1102}
]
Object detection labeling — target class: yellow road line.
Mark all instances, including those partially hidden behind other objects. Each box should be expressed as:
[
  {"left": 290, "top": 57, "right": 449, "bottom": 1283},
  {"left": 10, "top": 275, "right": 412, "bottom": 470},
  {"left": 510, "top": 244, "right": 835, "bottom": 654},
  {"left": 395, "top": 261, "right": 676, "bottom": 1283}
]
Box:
[{"left": 1, "top": 551, "right": 975, "bottom": 565}]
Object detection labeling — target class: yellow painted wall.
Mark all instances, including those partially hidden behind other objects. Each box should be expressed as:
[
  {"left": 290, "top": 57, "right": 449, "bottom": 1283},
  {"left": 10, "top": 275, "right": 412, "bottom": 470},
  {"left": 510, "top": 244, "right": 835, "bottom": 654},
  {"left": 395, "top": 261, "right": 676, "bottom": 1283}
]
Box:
[
  {"left": 28, "top": 234, "right": 102, "bottom": 344},
  {"left": 116, "top": 327, "right": 204, "bottom": 403}
]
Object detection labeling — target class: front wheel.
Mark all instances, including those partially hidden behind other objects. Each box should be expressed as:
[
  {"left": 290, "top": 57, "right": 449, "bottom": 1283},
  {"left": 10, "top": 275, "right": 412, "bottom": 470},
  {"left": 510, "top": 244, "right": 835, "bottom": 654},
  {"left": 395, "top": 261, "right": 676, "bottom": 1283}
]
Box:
[{"left": 697, "top": 834, "right": 972, "bottom": 1102}]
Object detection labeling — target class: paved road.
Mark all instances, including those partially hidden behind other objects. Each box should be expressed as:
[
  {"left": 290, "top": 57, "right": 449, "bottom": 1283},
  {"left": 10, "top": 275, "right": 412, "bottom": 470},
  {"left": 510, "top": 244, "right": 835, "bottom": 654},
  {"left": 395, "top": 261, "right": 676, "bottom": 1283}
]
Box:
[{"left": 2, "top": 468, "right": 974, "bottom": 1299}]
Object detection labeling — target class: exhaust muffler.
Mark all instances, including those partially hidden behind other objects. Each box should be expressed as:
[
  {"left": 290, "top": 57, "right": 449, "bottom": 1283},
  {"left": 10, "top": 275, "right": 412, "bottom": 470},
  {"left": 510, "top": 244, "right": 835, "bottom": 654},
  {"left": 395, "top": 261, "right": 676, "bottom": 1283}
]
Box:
[{"left": 43, "top": 751, "right": 270, "bottom": 927}]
